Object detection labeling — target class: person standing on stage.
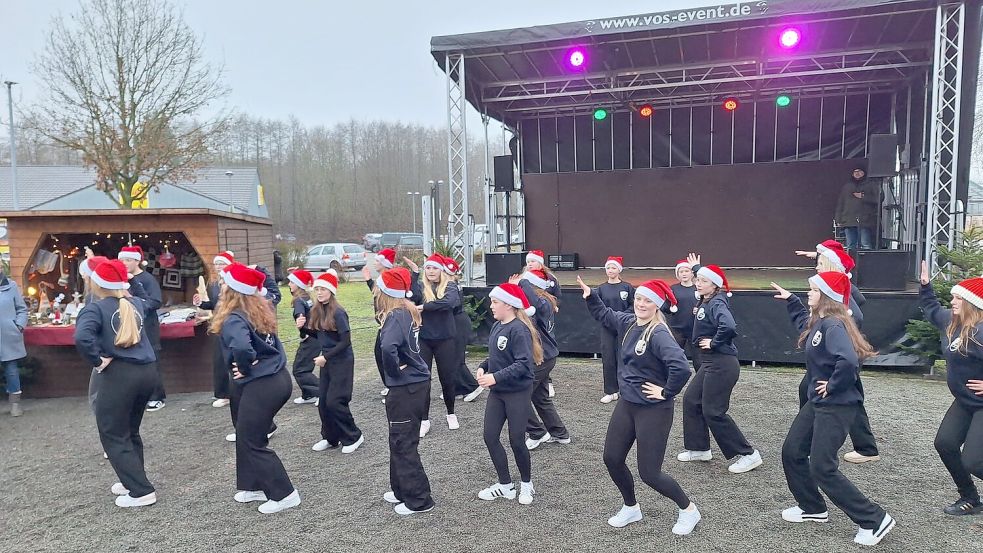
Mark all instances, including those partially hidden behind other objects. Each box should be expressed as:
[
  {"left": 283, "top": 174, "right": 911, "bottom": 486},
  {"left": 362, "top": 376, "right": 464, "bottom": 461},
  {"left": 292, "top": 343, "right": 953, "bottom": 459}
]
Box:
[
  {"left": 286, "top": 269, "right": 320, "bottom": 405},
  {"left": 526, "top": 249, "right": 560, "bottom": 398},
  {"left": 309, "top": 270, "right": 364, "bottom": 454},
  {"left": 596, "top": 256, "right": 634, "bottom": 405},
  {"left": 118, "top": 246, "right": 164, "bottom": 412},
  {"left": 512, "top": 270, "right": 570, "bottom": 450},
  {"left": 579, "top": 275, "right": 701, "bottom": 535},
  {"left": 442, "top": 255, "right": 484, "bottom": 403},
  {"left": 194, "top": 251, "right": 235, "bottom": 409},
  {"left": 210, "top": 263, "right": 300, "bottom": 514},
  {"left": 834, "top": 167, "right": 880, "bottom": 251},
  {"left": 375, "top": 267, "right": 435, "bottom": 516},
  {"left": 74, "top": 259, "right": 158, "bottom": 508},
  {"left": 772, "top": 272, "right": 896, "bottom": 546},
  {"left": 678, "top": 255, "right": 763, "bottom": 474},
  {"left": 476, "top": 283, "right": 540, "bottom": 506},
  {"left": 669, "top": 259, "right": 700, "bottom": 356},
  {"left": 417, "top": 253, "right": 464, "bottom": 436},
  {"left": 918, "top": 261, "right": 983, "bottom": 517}
]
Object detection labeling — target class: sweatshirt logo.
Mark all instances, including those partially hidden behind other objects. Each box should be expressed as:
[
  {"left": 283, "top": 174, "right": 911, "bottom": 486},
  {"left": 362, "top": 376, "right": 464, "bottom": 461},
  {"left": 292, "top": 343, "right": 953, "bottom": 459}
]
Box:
[
  {"left": 634, "top": 339, "right": 647, "bottom": 356},
  {"left": 949, "top": 337, "right": 961, "bottom": 352},
  {"left": 811, "top": 330, "right": 823, "bottom": 347},
  {"left": 696, "top": 307, "right": 706, "bottom": 321},
  {"left": 546, "top": 318, "right": 555, "bottom": 333},
  {"left": 497, "top": 336, "right": 509, "bottom": 351},
  {"left": 619, "top": 290, "right": 629, "bottom": 301},
  {"left": 410, "top": 326, "right": 421, "bottom": 354},
  {"left": 263, "top": 333, "right": 276, "bottom": 347}
]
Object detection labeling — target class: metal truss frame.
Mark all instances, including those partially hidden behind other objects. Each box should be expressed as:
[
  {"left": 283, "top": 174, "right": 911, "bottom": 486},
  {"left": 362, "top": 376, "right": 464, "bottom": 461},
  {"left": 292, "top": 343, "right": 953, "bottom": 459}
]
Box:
[{"left": 445, "top": 53, "right": 473, "bottom": 282}]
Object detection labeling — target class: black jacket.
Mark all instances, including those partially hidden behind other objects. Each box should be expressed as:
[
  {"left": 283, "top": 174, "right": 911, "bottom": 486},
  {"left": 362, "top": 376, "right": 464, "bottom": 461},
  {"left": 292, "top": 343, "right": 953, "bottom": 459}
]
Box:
[
  {"left": 479, "top": 319, "right": 536, "bottom": 393},
  {"left": 519, "top": 280, "right": 559, "bottom": 362},
  {"left": 420, "top": 281, "right": 461, "bottom": 341},
  {"left": 597, "top": 281, "right": 634, "bottom": 313},
  {"left": 786, "top": 295, "right": 863, "bottom": 405},
  {"left": 315, "top": 305, "right": 353, "bottom": 360},
  {"left": 920, "top": 284, "right": 983, "bottom": 410},
  {"left": 378, "top": 308, "right": 429, "bottom": 387},
  {"left": 669, "top": 282, "right": 699, "bottom": 343},
  {"left": 692, "top": 294, "right": 738, "bottom": 356},
  {"left": 219, "top": 311, "right": 287, "bottom": 386},
  {"left": 293, "top": 296, "right": 315, "bottom": 339},
  {"left": 834, "top": 178, "right": 880, "bottom": 227},
  {"left": 74, "top": 297, "right": 156, "bottom": 366},
  {"left": 129, "top": 271, "right": 161, "bottom": 351}
]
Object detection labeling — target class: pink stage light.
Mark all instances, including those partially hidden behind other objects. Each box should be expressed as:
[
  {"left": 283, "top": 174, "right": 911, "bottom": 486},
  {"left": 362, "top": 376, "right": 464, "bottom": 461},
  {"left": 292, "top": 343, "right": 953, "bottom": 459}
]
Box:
[
  {"left": 779, "top": 27, "right": 802, "bottom": 49},
  {"left": 567, "top": 48, "right": 586, "bottom": 69}
]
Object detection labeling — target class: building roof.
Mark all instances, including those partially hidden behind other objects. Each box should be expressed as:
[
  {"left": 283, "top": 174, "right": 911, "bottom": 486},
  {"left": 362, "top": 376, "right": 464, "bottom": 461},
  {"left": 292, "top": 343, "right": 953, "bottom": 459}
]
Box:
[{"left": 0, "top": 165, "right": 268, "bottom": 218}]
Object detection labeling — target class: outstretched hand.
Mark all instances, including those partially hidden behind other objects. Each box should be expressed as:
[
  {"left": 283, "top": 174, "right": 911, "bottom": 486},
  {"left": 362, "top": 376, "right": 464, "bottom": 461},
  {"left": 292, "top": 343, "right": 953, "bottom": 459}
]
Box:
[
  {"left": 770, "top": 282, "right": 792, "bottom": 300},
  {"left": 403, "top": 257, "right": 420, "bottom": 273},
  {"left": 920, "top": 260, "right": 930, "bottom": 285},
  {"left": 687, "top": 253, "right": 701, "bottom": 266},
  {"left": 575, "top": 275, "right": 591, "bottom": 298},
  {"left": 362, "top": 266, "right": 372, "bottom": 282},
  {"left": 794, "top": 250, "right": 818, "bottom": 259},
  {"left": 508, "top": 274, "right": 522, "bottom": 285}
]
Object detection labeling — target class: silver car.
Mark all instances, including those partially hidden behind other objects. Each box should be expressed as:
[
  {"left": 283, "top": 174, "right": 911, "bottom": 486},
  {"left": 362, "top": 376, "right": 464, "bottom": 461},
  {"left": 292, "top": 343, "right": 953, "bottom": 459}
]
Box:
[{"left": 304, "top": 243, "right": 367, "bottom": 272}]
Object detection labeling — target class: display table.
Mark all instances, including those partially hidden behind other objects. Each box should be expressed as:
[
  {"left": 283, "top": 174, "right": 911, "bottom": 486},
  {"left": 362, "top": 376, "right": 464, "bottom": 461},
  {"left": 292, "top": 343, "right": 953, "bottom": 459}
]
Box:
[{"left": 23, "top": 319, "right": 214, "bottom": 398}]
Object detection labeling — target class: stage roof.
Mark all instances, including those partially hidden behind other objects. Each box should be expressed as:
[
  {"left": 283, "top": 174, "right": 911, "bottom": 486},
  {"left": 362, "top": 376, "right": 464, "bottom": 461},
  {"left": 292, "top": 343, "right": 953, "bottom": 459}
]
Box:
[{"left": 431, "top": 0, "right": 943, "bottom": 124}]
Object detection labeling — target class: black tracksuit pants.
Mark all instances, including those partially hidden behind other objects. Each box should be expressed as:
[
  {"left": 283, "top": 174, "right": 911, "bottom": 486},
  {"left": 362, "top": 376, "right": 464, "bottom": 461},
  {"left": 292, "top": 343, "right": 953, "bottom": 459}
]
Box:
[
  {"left": 318, "top": 354, "right": 362, "bottom": 446},
  {"left": 600, "top": 329, "right": 619, "bottom": 396},
  {"left": 93, "top": 360, "right": 158, "bottom": 498},
  {"left": 484, "top": 386, "right": 534, "bottom": 484},
  {"left": 421, "top": 337, "right": 457, "bottom": 416},
  {"left": 935, "top": 400, "right": 983, "bottom": 503},
  {"left": 682, "top": 352, "right": 754, "bottom": 459},
  {"left": 147, "top": 328, "right": 165, "bottom": 402},
  {"left": 232, "top": 369, "right": 294, "bottom": 501},
  {"left": 374, "top": 332, "right": 386, "bottom": 387},
  {"left": 453, "top": 312, "right": 480, "bottom": 396},
  {"left": 782, "top": 402, "right": 887, "bottom": 530},
  {"left": 604, "top": 398, "right": 690, "bottom": 509},
  {"left": 798, "top": 373, "right": 878, "bottom": 456},
  {"left": 211, "top": 336, "right": 231, "bottom": 400},
  {"left": 291, "top": 337, "right": 321, "bottom": 400},
  {"left": 386, "top": 380, "right": 434, "bottom": 511},
  {"left": 526, "top": 357, "right": 569, "bottom": 440}
]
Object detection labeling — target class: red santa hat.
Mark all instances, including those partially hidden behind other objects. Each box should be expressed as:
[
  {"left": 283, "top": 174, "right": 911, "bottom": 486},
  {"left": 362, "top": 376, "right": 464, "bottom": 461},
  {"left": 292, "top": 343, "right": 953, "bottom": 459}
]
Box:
[
  {"left": 526, "top": 250, "right": 546, "bottom": 266},
  {"left": 696, "top": 264, "right": 732, "bottom": 297},
  {"left": 313, "top": 270, "right": 339, "bottom": 295},
  {"left": 521, "top": 269, "right": 554, "bottom": 290},
  {"left": 79, "top": 256, "right": 110, "bottom": 278},
  {"left": 221, "top": 263, "right": 268, "bottom": 297},
  {"left": 635, "top": 279, "right": 679, "bottom": 312},
  {"left": 604, "top": 256, "right": 624, "bottom": 272},
  {"left": 288, "top": 269, "right": 314, "bottom": 291},
  {"left": 375, "top": 248, "right": 396, "bottom": 269},
  {"left": 816, "top": 240, "right": 854, "bottom": 278},
  {"left": 951, "top": 277, "right": 983, "bottom": 311},
  {"left": 674, "top": 259, "right": 692, "bottom": 279},
  {"left": 376, "top": 267, "right": 413, "bottom": 299},
  {"left": 490, "top": 283, "right": 536, "bottom": 316},
  {"left": 442, "top": 255, "right": 462, "bottom": 276},
  {"left": 809, "top": 271, "right": 851, "bottom": 313},
  {"left": 90, "top": 259, "right": 131, "bottom": 291},
  {"left": 423, "top": 253, "right": 447, "bottom": 272},
  {"left": 213, "top": 251, "right": 235, "bottom": 266},
  {"left": 117, "top": 245, "right": 148, "bottom": 267}
]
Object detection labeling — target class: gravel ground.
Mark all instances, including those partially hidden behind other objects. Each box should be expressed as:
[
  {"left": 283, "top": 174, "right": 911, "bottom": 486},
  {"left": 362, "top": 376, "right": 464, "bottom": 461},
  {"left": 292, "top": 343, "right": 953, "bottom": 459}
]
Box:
[{"left": 1, "top": 359, "right": 980, "bottom": 553}]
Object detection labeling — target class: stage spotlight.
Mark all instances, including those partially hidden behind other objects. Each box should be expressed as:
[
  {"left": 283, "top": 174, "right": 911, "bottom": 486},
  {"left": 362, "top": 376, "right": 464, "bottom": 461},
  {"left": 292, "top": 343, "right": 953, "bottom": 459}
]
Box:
[
  {"left": 776, "top": 94, "right": 792, "bottom": 107},
  {"left": 639, "top": 104, "right": 654, "bottom": 118},
  {"left": 779, "top": 27, "right": 802, "bottom": 49},
  {"left": 567, "top": 48, "right": 587, "bottom": 69},
  {"left": 723, "top": 98, "right": 739, "bottom": 112},
  {"left": 593, "top": 108, "right": 608, "bottom": 121}
]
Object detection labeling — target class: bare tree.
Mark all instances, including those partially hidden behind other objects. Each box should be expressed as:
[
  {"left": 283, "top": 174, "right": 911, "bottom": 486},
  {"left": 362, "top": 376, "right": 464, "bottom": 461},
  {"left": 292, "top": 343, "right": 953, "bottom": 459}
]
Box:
[{"left": 29, "top": 0, "right": 228, "bottom": 207}]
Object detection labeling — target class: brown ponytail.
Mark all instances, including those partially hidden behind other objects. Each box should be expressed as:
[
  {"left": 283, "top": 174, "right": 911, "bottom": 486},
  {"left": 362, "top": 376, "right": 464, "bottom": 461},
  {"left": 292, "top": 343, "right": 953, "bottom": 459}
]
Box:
[{"left": 515, "top": 309, "right": 545, "bottom": 365}]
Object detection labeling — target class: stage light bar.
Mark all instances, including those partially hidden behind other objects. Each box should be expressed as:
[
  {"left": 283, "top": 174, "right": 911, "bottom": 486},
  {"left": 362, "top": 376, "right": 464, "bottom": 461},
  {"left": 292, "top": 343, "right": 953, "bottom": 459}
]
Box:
[
  {"left": 779, "top": 27, "right": 802, "bottom": 49},
  {"left": 638, "top": 104, "right": 654, "bottom": 118},
  {"left": 593, "top": 108, "right": 608, "bottom": 121},
  {"left": 776, "top": 94, "right": 792, "bottom": 108},
  {"left": 567, "top": 48, "right": 587, "bottom": 69},
  {"left": 723, "top": 98, "right": 739, "bottom": 112}
]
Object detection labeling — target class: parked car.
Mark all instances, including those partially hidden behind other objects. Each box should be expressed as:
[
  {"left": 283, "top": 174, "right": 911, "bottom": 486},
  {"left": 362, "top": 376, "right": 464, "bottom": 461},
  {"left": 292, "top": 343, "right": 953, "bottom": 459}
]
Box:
[
  {"left": 304, "top": 243, "right": 367, "bottom": 272},
  {"left": 379, "top": 232, "right": 419, "bottom": 251},
  {"left": 363, "top": 233, "right": 383, "bottom": 252},
  {"left": 396, "top": 234, "right": 424, "bottom": 258}
]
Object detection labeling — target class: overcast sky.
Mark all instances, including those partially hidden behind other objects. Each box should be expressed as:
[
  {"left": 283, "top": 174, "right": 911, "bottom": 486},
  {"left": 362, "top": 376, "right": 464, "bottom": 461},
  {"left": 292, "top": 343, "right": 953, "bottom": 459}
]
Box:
[{"left": 0, "top": 0, "right": 721, "bottom": 129}]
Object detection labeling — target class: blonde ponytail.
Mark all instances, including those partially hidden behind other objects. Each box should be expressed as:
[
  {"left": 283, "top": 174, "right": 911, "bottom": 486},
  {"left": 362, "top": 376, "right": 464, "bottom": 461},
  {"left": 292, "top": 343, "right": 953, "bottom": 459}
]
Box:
[
  {"left": 114, "top": 294, "right": 142, "bottom": 348},
  {"left": 515, "top": 310, "right": 545, "bottom": 365}
]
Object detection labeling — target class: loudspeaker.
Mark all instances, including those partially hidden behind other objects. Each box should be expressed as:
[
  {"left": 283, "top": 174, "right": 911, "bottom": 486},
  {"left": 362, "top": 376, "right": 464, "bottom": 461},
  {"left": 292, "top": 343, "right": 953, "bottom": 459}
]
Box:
[
  {"left": 485, "top": 252, "right": 525, "bottom": 285},
  {"left": 867, "top": 134, "right": 898, "bottom": 177},
  {"left": 494, "top": 155, "right": 515, "bottom": 192},
  {"left": 855, "top": 249, "right": 910, "bottom": 290}
]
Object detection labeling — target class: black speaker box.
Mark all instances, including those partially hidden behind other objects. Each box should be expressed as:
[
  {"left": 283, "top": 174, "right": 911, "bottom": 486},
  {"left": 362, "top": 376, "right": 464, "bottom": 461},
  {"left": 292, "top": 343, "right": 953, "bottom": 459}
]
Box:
[
  {"left": 485, "top": 252, "right": 526, "bottom": 285},
  {"left": 867, "top": 134, "right": 898, "bottom": 177},
  {"left": 854, "top": 249, "right": 910, "bottom": 290},
  {"left": 494, "top": 155, "right": 515, "bottom": 192}
]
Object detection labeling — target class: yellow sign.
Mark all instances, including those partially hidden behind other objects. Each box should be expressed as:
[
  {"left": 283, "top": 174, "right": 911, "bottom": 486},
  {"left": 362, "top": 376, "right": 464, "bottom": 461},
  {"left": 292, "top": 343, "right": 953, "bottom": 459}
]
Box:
[
  {"left": 120, "top": 182, "right": 150, "bottom": 209},
  {"left": 257, "top": 184, "right": 265, "bottom": 206}
]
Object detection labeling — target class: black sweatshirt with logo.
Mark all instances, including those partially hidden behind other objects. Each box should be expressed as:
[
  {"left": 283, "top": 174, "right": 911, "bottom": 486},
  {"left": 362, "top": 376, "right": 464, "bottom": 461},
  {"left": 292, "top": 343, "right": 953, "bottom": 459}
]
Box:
[
  {"left": 920, "top": 284, "right": 983, "bottom": 410},
  {"left": 786, "top": 295, "right": 863, "bottom": 405},
  {"left": 478, "top": 319, "right": 536, "bottom": 393}
]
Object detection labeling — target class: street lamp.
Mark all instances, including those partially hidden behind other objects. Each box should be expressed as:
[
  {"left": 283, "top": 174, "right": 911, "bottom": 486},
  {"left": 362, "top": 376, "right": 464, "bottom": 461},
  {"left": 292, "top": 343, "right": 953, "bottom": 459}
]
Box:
[
  {"left": 4, "top": 81, "right": 18, "bottom": 211},
  {"left": 406, "top": 191, "right": 420, "bottom": 233},
  {"left": 224, "top": 170, "right": 234, "bottom": 212},
  {"left": 427, "top": 179, "right": 444, "bottom": 239}
]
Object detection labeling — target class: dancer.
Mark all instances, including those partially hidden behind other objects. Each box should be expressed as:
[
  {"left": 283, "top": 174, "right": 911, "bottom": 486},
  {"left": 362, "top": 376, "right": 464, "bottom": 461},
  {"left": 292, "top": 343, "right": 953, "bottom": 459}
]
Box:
[
  {"left": 442, "top": 255, "right": 484, "bottom": 403},
  {"left": 526, "top": 249, "right": 560, "bottom": 397},
  {"left": 287, "top": 269, "right": 320, "bottom": 405},
  {"left": 418, "top": 253, "right": 463, "bottom": 435},
  {"left": 476, "top": 283, "right": 540, "bottom": 505},
  {"left": 118, "top": 246, "right": 164, "bottom": 412},
  {"left": 363, "top": 247, "right": 398, "bottom": 399},
  {"left": 376, "top": 267, "right": 435, "bottom": 515},
  {"left": 596, "top": 256, "right": 634, "bottom": 404},
  {"left": 772, "top": 272, "right": 895, "bottom": 546},
  {"left": 679, "top": 256, "right": 763, "bottom": 473},
  {"left": 579, "top": 275, "right": 701, "bottom": 535},
  {"left": 74, "top": 259, "right": 158, "bottom": 508},
  {"left": 669, "top": 259, "right": 700, "bottom": 357},
  {"left": 309, "top": 270, "right": 364, "bottom": 454},
  {"left": 193, "top": 251, "right": 235, "bottom": 408},
  {"left": 918, "top": 261, "right": 983, "bottom": 516}
]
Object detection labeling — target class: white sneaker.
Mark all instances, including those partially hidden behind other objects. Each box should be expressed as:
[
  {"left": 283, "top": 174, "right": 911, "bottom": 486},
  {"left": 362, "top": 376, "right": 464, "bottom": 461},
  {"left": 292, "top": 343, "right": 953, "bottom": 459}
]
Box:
[
  {"left": 478, "top": 482, "right": 516, "bottom": 501},
  {"left": 234, "top": 490, "right": 268, "bottom": 503},
  {"left": 103, "top": 452, "right": 108, "bottom": 459},
  {"left": 419, "top": 420, "right": 431, "bottom": 438},
  {"left": 782, "top": 505, "right": 829, "bottom": 523},
  {"left": 395, "top": 502, "right": 434, "bottom": 515},
  {"left": 854, "top": 513, "right": 896, "bottom": 546},
  {"left": 342, "top": 435, "right": 364, "bottom": 454},
  {"left": 212, "top": 398, "right": 230, "bottom": 408},
  {"left": 446, "top": 414, "right": 460, "bottom": 430},
  {"left": 677, "top": 450, "right": 712, "bottom": 462},
  {"left": 844, "top": 451, "right": 881, "bottom": 464},
  {"left": 115, "top": 492, "right": 157, "bottom": 508},
  {"left": 380, "top": 387, "right": 389, "bottom": 396},
  {"left": 312, "top": 439, "right": 337, "bottom": 452},
  {"left": 607, "top": 504, "right": 643, "bottom": 528},
  {"left": 258, "top": 490, "right": 301, "bottom": 514},
  {"left": 600, "top": 393, "right": 619, "bottom": 404},
  {"left": 145, "top": 401, "right": 164, "bottom": 412},
  {"left": 526, "top": 432, "right": 551, "bottom": 451},
  {"left": 267, "top": 429, "right": 277, "bottom": 439},
  {"left": 546, "top": 435, "right": 571, "bottom": 445},
  {"left": 225, "top": 433, "right": 237, "bottom": 443},
  {"left": 728, "top": 450, "right": 763, "bottom": 474},
  {"left": 518, "top": 482, "right": 535, "bottom": 505},
  {"left": 110, "top": 483, "right": 129, "bottom": 496},
  {"left": 293, "top": 396, "right": 317, "bottom": 405},
  {"left": 672, "top": 504, "right": 702, "bottom": 535},
  {"left": 464, "top": 387, "right": 484, "bottom": 402},
  {"left": 547, "top": 383, "right": 555, "bottom": 397},
  {"left": 314, "top": 398, "right": 319, "bottom": 407},
  {"left": 383, "top": 491, "right": 400, "bottom": 504},
  {"left": 439, "top": 393, "right": 444, "bottom": 400}
]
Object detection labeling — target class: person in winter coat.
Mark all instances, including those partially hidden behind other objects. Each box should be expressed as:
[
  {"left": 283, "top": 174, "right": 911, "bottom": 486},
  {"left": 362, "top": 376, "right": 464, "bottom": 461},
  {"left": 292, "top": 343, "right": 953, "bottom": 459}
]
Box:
[
  {"left": 194, "top": 251, "right": 236, "bottom": 408},
  {"left": 834, "top": 167, "right": 880, "bottom": 251},
  {"left": 0, "top": 269, "right": 28, "bottom": 417}
]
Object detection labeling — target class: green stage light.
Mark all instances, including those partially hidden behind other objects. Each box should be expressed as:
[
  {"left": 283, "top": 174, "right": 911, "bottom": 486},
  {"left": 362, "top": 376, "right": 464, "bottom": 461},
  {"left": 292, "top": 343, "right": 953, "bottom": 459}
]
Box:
[
  {"left": 593, "top": 108, "right": 608, "bottom": 121},
  {"left": 776, "top": 95, "right": 792, "bottom": 107}
]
